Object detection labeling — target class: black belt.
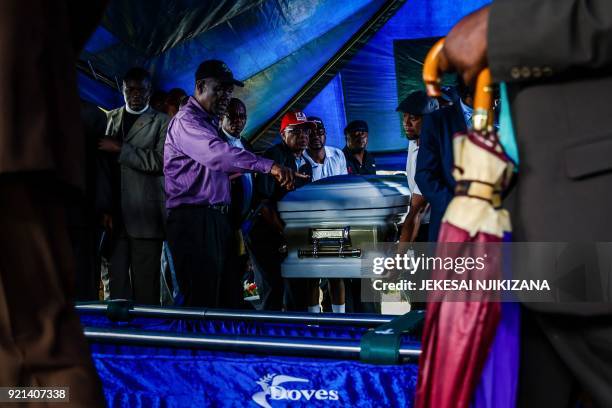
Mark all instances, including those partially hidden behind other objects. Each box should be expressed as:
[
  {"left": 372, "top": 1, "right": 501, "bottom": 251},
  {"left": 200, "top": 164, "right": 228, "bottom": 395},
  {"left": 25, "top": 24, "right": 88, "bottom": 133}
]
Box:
[
  {"left": 170, "top": 203, "right": 230, "bottom": 215},
  {"left": 208, "top": 204, "right": 230, "bottom": 214}
]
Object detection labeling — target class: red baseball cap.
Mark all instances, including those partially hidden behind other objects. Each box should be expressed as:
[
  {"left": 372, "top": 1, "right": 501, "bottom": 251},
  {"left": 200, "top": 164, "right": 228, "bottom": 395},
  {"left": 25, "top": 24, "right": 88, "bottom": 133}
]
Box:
[{"left": 280, "top": 111, "right": 316, "bottom": 133}]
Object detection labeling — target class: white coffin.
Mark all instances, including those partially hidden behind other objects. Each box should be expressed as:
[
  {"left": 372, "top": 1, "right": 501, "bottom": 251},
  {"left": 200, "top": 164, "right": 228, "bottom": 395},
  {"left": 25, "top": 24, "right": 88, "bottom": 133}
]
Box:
[{"left": 278, "top": 174, "right": 410, "bottom": 278}]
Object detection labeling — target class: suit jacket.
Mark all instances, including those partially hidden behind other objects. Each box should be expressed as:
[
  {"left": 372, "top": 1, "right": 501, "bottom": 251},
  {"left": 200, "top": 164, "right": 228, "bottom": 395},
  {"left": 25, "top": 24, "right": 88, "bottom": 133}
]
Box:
[
  {"left": 254, "top": 142, "right": 313, "bottom": 206},
  {"left": 489, "top": 0, "right": 612, "bottom": 315},
  {"left": 100, "top": 107, "right": 169, "bottom": 239},
  {"left": 0, "top": 0, "right": 107, "bottom": 189},
  {"left": 414, "top": 103, "right": 466, "bottom": 241}
]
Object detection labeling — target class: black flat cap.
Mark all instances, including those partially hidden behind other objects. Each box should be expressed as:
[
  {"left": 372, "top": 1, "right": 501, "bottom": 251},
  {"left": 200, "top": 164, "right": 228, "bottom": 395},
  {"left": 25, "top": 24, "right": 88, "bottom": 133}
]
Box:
[
  {"left": 195, "top": 59, "right": 244, "bottom": 87},
  {"left": 396, "top": 90, "right": 439, "bottom": 115},
  {"left": 308, "top": 116, "right": 324, "bottom": 128},
  {"left": 345, "top": 120, "right": 368, "bottom": 134}
]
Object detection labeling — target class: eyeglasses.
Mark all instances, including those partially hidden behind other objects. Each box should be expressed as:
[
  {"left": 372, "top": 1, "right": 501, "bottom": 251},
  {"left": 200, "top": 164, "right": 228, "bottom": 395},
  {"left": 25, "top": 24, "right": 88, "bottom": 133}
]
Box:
[{"left": 284, "top": 127, "right": 311, "bottom": 136}]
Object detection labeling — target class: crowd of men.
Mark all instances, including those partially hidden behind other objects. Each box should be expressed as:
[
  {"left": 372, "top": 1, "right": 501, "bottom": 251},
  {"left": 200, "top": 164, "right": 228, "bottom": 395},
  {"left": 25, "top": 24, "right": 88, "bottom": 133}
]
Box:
[{"left": 76, "top": 59, "right": 385, "bottom": 313}]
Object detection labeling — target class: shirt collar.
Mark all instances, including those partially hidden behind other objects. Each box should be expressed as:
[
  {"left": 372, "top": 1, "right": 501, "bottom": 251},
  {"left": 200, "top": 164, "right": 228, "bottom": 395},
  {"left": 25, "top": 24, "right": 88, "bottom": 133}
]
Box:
[
  {"left": 409, "top": 140, "right": 419, "bottom": 153},
  {"left": 124, "top": 104, "right": 149, "bottom": 115},
  {"left": 186, "top": 96, "right": 219, "bottom": 127},
  {"left": 222, "top": 127, "right": 239, "bottom": 142},
  {"left": 304, "top": 147, "right": 327, "bottom": 167}
]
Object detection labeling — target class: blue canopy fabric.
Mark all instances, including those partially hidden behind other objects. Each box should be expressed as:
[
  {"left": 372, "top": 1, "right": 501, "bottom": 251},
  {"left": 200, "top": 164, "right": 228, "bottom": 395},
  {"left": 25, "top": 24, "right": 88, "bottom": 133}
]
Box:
[
  {"left": 79, "top": 0, "right": 490, "bottom": 166},
  {"left": 79, "top": 311, "right": 420, "bottom": 407}
]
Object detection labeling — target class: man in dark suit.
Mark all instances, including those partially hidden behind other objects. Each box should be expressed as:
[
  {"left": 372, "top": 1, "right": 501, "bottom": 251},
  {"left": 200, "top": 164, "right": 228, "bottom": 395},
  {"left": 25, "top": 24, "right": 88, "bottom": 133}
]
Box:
[
  {"left": 414, "top": 82, "right": 470, "bottom": 241},
  {"left": 99, "top": 67, "right": 170, "bottom": 305},
  {"left": 250, "top": 111, "right": 313, "bottom": 311},
  {"left": 0, "top": 1, "right": 107, "bottom": 405},
  {"left": 434, "top": 2, "right": 612, "bottom": 406}
]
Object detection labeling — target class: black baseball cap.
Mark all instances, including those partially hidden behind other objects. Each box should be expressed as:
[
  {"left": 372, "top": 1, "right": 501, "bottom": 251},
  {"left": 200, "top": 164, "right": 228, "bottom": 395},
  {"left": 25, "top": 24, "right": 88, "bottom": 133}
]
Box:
[
  {"left": 308, "top": 116, "right": 324, "bottom": 129},
  {"left": 344, "top": 120, "right": 368, "bottom": 134},
  {"left": 396, "top": 90, "right": 439, "bottom": 115},
  {"left": 195, "top": 60, "right": 244, "bottom": 87}
]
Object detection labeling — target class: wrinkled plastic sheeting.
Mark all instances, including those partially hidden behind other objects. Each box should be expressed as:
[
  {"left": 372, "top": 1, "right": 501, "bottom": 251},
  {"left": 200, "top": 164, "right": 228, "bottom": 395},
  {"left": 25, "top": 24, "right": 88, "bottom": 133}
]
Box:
[
  {"left": 340, "top": 0, "right": 491, "bottom": 154},
  {"left": 79, "top": 0, "right": 490, "bottom": 158},
  {"left": 80, "top": 0, "right": 383, "bottom": 139}
]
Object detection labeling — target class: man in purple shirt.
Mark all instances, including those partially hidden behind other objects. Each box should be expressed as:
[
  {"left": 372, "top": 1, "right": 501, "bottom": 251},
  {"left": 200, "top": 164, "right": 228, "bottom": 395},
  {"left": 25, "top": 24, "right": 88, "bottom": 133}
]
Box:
[{"left": 164, "top": 60, "right": 302, "bottom": 307}]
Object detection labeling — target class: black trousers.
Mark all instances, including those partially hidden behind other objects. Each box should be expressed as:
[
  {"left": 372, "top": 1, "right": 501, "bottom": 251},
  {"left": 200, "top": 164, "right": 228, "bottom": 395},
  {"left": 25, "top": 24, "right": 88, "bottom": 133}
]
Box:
[
  {"left": 166, "top": 206, "right": 241, "bottom": 308},
  {"left": 517, "top": 307, "right": 612, "bottom": 407},
  {"left": 248, "top": 220, "right": 310, "bottom": 311},
  {"left": 68, "top": 224, "right": 100, "bottom": 300},
  {"left": 248, "top": 224, "right": 284, "bottom": 310},
  {"left": 107, "top": 226, "right": 162, "bottom": 305},
  {"left": 345, "top": 279, "right": 381, "bottom": 314},
  {"left": 410, "top": 223, "right": 430, "bottom": 310}
]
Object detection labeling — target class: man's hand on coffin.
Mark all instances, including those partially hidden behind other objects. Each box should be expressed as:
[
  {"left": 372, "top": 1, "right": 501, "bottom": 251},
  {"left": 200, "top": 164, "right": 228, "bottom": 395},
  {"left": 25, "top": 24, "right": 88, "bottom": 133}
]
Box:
[
  {"left": 439, "top": 5, "right": 489, "bottom": 85},
  {"left": 270, "top": 163, "right": 309, "bottom": 190}
]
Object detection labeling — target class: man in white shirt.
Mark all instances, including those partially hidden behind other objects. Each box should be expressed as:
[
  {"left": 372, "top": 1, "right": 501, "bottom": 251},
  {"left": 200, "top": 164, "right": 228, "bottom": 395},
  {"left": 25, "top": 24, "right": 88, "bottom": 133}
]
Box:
[
  {"left": 397, "top": 91, "right": 438, "bottom": 243},
  {"left": 304, "top": 116, "right": 348, "bottom": 313},
  {"left": 304, "top": 116, "right": 348, "bottom": 181}
]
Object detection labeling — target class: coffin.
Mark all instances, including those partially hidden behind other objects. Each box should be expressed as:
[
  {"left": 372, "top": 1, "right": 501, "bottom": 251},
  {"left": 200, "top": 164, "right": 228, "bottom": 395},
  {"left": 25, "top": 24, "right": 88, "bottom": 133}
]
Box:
[{"left": 279, "top": 174, "right": 410, "bottom": 278}]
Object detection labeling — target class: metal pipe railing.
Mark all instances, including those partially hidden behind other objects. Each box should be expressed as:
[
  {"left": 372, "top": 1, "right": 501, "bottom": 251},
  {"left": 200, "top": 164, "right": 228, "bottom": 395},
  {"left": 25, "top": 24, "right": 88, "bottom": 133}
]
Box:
[
  {"left": 84, "top": 327, "right": 421, "bottom": 362},
  {"left": 75, "top": 302, "right": 422, "bottom": 327}
]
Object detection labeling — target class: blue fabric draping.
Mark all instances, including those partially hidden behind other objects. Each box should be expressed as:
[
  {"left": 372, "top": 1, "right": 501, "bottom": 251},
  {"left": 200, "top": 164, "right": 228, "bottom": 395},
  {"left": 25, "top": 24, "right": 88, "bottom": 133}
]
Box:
[
  {"left": 340, "top": 0, "right": 490, "bottom": 153},
  {"left": 79, "top": 0, "right": 491, "bottom": 157},
  {"left": 304, "top": 73, "right": 348, "bottom": 150},
  {"left": 80, "top": 312, "right": 420, "bottom": 407},
  {"left": 90, "top": 344, "right": 418, "bottom": 407},
  {"left": 79, "top": 0, "right": 384, "bottom": 139}
]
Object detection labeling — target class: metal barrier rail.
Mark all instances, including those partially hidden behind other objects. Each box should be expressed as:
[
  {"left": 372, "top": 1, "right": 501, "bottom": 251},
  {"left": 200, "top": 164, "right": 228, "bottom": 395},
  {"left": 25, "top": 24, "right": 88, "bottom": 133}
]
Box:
[
  {"left": 75, "top": 302, "right": 423, "bottom": 327},
  {"left": 84, "top": 326, "right": 421, "bottom": 362}
]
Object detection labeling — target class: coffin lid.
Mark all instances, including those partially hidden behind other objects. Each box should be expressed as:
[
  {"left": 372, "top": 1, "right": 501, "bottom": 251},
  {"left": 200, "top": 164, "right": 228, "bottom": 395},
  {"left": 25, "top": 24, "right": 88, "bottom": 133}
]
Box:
[{"left": 278, "top": 174, "right": 410, "bottom": 212}]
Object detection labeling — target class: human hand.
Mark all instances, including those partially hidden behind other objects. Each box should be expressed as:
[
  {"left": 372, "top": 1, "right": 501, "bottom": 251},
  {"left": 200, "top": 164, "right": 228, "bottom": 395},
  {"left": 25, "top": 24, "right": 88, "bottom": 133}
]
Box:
[
  {"left": 270, "top": 163, "right": 309, "bottom": 190},
  {"left": 438, "top": 6, "right": 490, "bottom": 85}
]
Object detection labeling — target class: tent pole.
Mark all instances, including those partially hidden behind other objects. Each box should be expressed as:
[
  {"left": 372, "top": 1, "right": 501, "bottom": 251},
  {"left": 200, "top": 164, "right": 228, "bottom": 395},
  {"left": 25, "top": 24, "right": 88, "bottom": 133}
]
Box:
[
  {"left": 84, "top": 326, "right": 421, "bottom": 362},
  {"left": 249, "top": 0, "right": 407, "bottom": 146},
  {"left": 76, "top": 302, "right": 423, "bottom": 327}
]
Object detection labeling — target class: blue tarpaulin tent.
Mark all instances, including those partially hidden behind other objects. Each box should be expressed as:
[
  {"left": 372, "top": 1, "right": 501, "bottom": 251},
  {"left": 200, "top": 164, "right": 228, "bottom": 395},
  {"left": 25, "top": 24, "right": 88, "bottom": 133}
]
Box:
[
  {"left": 77, "top": 2, "right": 493, "bottom": 406},
  {"left": 79, "top": 0, "right": 489, "bottom": 169}
]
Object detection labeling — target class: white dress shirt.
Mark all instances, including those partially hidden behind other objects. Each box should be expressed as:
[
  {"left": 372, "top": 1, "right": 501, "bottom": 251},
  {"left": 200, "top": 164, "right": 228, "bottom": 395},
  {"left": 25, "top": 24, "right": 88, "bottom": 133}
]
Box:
[
  {"left": 406, "top": 140, "right": 430, "bottom": 224},
  {"left": 304, "top": 146, "right": 348, "bottom": 181}
]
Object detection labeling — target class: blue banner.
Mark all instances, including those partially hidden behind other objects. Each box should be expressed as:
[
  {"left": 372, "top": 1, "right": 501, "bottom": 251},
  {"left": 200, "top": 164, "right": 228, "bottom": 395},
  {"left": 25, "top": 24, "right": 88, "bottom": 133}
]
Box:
[
  {"left": 91, "top": 343, "right": 418, "bottom": 407},
  {"left": 80, "top": 312, "right": 419, "bottom": 407}
]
